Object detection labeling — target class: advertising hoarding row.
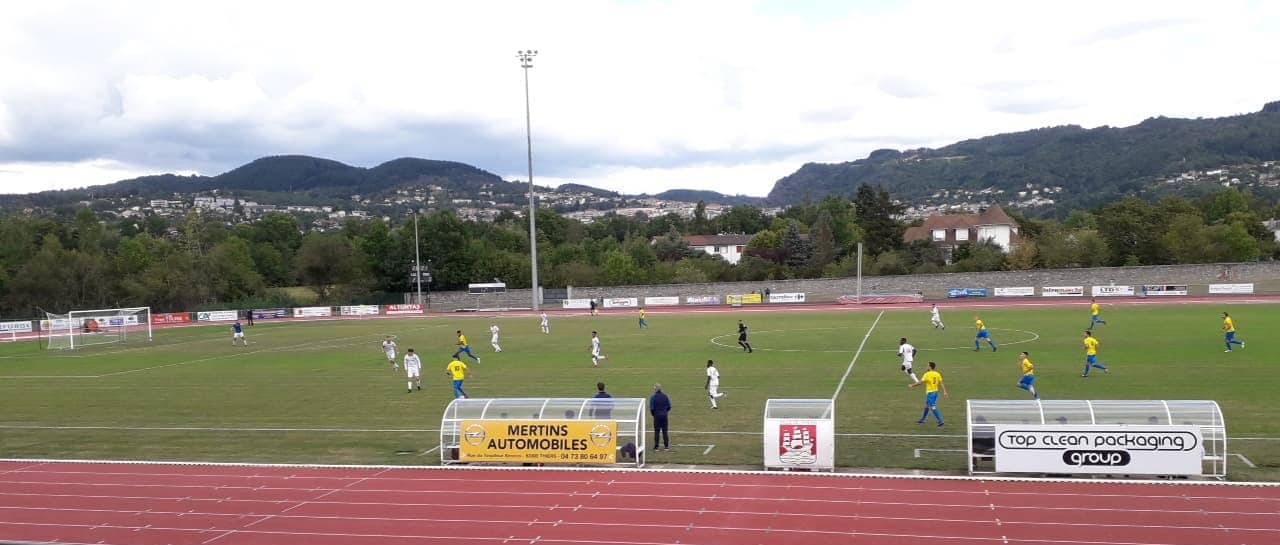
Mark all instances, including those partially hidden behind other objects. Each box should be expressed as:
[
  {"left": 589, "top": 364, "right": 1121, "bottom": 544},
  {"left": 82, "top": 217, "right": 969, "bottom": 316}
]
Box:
[
  {"left": 385, "top": 304, "right": 424, "bottom": 315},
  {"left": 458, "top": 419, "right": 617, "bottom": 464},
  {"left": 293, "top": 306, "right": 332, "bottom": 318},
  {"left": 947, "top": 288, "right": 988, "bottom": 298},
  {"left": 767, "top": 292, "right": 806, "bottom": 303},
  {"left": 994, "top": 287, "right": 1035, "bottom": 297},
  {"left": 1209, "top": 283, "right": 1254, "bottom": 294},
  {"left": 993, "top": 425, "right": 1203, "bottom": 476},
  {"left": 1091, "top": 285, "right": 1135, "bottom": 297}
]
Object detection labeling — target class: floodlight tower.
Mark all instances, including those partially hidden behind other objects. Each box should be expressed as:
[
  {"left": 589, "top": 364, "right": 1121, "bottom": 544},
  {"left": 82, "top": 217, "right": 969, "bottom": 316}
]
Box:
[{"left": 518, "top": 49, "right": 540, "bottom": 310}]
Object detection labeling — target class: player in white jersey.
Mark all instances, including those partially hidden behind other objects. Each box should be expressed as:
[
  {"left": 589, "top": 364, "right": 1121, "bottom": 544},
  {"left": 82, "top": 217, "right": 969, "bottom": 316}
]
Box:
[
  {"left": 590, "top": 331, "right": 606, "bottom": 367},
  {"left": 930, "top": 304, "right": 945, "bottom": 329},
  {"left": 403, "top": 348, "right": 422, "bottom": 393},
  {"left": 489, "top": 323, "right": 502, "bottom": 352},
  {"left": 898, "top": 337, "right": 920, "bottom": 384},
  {"left": 382, "top": 337, "right": 398, "bottom": 370},
  {"left": 705, "top": 360, "right": 727, "bottom": 409},
  {"left": 540, "top": 312, "right": 550, "bottom": 334}
]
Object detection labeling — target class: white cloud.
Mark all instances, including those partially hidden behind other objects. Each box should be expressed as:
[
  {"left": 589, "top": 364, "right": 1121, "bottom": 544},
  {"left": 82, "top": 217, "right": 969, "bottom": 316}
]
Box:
[
  {"left": 0, "top": 159, "right": 198, "bottom": 194},
  {"left": 0, "top": 0, "right": 1277, "bottom": 197}
]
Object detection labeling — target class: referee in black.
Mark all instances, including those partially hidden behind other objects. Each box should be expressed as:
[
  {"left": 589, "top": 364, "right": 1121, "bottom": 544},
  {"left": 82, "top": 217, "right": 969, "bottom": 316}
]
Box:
[{"left": 737, "top": 320, "right": 753, "bottom": 353}]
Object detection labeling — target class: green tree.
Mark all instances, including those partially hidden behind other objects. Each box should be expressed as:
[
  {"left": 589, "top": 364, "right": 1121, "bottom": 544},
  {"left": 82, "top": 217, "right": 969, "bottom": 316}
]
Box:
[
  {"left": 294, "top": 233, "right": 363, "bottom": 299},
  {"left": 1162, "top": 213, "right": 1212, "bottom": 263},
  {"left": 1063, "top": 210, "right": 1098, "bottom": 230},
  {"left": 714, "top": 205, "right": 768, "bottom": 234},
  {"left": 853, "top": 184, "right": 905, "bottom": 256},
  {"left": 601, "top": 250, "right": 642, "bottom": 285},
  {"left": 781, "top": 221, "right": 812, "bottom": 268},
  {"left": 671, "top": 259, "right": 710, "bottom": 284},
  {"left": 207, "top": 236, "right": 266, "bottom": 301}
]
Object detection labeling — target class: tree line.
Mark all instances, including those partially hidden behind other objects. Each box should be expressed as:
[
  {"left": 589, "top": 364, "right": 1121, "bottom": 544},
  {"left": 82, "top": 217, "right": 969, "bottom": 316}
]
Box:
[{"left": 0, "top": 185, "right": 1274, "bottom": 317}]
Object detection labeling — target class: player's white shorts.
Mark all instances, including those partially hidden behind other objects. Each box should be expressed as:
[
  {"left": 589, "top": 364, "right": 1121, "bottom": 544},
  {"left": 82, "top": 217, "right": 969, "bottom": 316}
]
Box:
[
  {"left": 385, "top": 351, "right": 396, "bottom": 361},
  {"left": 233, "top": 332, "right": 244, "bottom": 339},
  {"left": 591, "top": 349, "right": 602, "bottom": 358},
  {"left": 406, "top": 365, "right": 420, "bottom": 378},
  {"left": 491, "top": 335, "right": 499, "bottom": 343},
  {"left": 708, "top": 383, "right": 721, "bottom": 397},
  {"left": 902, "top": 361, "right": 914, "bottom": 373}
]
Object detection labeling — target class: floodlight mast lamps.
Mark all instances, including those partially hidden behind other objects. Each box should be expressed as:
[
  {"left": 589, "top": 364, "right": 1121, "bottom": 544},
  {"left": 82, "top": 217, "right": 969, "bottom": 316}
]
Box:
[{"left": 518, "top": 49, "right": 540, "bottom": 310}]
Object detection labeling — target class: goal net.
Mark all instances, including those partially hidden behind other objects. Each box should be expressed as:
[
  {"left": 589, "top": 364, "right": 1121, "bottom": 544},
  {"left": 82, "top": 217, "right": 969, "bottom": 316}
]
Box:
[{"left": 44, "top": 307, "right": 152, "bottom": 350}]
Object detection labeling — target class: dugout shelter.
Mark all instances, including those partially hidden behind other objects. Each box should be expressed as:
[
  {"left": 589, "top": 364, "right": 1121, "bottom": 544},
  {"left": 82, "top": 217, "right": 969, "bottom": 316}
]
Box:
[
  {"left": 967, "top": 399, "right": 1226, "bottom": 478},
  {"left": 441, "top": 397, "right": 648, "bottom": 467},
  {"left": 763, "top": 398, "right": 836, "bottom": 471}
]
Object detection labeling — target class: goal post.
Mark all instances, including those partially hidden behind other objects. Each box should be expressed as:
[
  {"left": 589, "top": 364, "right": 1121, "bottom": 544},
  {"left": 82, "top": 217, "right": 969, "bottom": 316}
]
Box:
[{"left": 44, "top": 307, "right": 152, "bottom": 350}]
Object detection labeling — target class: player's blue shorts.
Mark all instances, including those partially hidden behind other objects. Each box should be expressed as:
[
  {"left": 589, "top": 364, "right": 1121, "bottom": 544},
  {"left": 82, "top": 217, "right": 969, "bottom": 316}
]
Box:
[
  {"left": 1086, "top": 355, "right": 1097, "bottom": 364},
  {"left": 976, "top": 330, "right": 990, "bottom": 339},
  {"left": 1226, "top": 332, "right": 1236, "bottom": 341},
  {"left": 1091, "top": 314, "right": 1103, "bottom": 322},
  {"left": 457, "top": 346, "right": 473, "bottom": 355},
  {"left": 1019, "top": 374, "right": 1035, "bottom": 387},
  {"left": 925, "top": 391, "right": 939, "bottom": 406}
]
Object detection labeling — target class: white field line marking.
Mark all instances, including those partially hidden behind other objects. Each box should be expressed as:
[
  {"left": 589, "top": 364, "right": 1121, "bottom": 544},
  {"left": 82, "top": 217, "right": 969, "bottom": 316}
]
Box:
[
  {"left": 1230, "top": 453, "right": 1258, "bottom": 468},
  {"left": 675, "top": 444, "right": 716, "bottom": 455},
  {"left": 832, "top": 311, "right": 884, "bottom": 403},
  {"left": 914, "top": 448, "right": 967, "bottom": 458},
  {"left": 420, "top": 446, "right": 441, "bottom": 457}
]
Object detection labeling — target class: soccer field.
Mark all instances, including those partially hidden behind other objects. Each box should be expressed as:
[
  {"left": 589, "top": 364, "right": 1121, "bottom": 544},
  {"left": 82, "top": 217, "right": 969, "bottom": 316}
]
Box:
[{"left": 1, "top": 302, "right": 1277, "bottom": 480}]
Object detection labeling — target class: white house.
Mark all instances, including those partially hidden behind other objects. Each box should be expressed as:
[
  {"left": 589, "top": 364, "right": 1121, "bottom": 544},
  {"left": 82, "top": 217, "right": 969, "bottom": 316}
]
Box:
[
  {"left": 903, "top": 204, "right": 1020, "bottom": 262},
  {"left": 683, "top": 234, "right": 754, "bottom": 265}
]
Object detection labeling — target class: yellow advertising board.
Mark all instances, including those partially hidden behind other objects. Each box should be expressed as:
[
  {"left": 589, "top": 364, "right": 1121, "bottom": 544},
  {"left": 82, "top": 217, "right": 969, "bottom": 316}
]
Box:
[
  {"left": 459, "top": 420, "right": 617, "bottom": 463},
  {"left": 726, "top": 293, "right": 763, "bottom": 304}
]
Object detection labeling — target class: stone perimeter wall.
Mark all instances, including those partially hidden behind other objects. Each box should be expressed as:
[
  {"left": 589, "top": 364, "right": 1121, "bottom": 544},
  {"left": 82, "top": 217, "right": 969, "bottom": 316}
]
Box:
[{"left": 421, "top": 261, "right": 1280, "bottom": 310}]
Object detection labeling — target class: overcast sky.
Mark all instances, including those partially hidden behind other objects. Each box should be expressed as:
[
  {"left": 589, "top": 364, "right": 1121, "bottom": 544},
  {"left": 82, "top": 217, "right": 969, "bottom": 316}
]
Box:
[{"left": 1, "top": 0, "right": 1277, "bottom": 197}]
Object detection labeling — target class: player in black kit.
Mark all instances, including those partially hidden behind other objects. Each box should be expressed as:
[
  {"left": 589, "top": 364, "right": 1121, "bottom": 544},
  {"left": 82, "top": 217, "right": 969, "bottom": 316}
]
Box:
[{"left": 737, "top": 320, "right": 753, "bottom": 353}]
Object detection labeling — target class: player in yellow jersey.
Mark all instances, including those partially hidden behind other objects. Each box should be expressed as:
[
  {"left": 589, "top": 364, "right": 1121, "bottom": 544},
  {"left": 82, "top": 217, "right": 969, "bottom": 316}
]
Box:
[
  {"left": 973, "top": 316, "right": 997, "bottom": 351},
  {"left": 1081, "top": 330, "right": 1109, "bottom": 377},
  {"left": 452, "top": 330, "right": 481, "bottom": 363},
  {"left": 638, "top": 307, "right": 648, "bottom": 329},
  {"left": 1017, "top": 351, "right": 1039, "bottom": 400},
  {"left": 446, "top": 356, "right": 469, "bottom": 399},
  {"left": 1222, "top": 312, "right": 1244, "bottom": 352},
  {"left": 909, "top": 362, "right": 948, "bottom": 426},
  {"left": 1088, "top": 298, "right": 1107, "bottom": 330}
]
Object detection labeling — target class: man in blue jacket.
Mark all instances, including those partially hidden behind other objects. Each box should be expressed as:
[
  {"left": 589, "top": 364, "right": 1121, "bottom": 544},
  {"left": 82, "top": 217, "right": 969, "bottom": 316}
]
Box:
[
  {"left": 649, "top": 383, "right": 672, "bottom": 451},
  {"left": 589, "top": 381, "right": 613, "bottom": 420}
]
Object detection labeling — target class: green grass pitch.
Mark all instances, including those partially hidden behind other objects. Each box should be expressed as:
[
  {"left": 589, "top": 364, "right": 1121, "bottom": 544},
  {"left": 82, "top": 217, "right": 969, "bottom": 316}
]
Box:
[{"left": 0, "top": 302, "right": 1276, "bottom": 480}]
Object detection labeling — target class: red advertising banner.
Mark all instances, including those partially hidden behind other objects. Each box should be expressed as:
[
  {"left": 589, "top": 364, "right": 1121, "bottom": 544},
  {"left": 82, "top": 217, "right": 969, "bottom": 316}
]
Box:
[
  {"left": 385, "top": 304, "right": 425, "bottom": 315},
  {"left": 151, "top": 312, "right": 191, "bottom": 324}
]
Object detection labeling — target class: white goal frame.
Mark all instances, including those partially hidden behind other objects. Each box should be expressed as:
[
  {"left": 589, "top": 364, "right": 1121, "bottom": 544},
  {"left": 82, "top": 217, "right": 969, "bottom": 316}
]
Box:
[{"left": 44, "top": 307, "right": 153, "bottom": 350}]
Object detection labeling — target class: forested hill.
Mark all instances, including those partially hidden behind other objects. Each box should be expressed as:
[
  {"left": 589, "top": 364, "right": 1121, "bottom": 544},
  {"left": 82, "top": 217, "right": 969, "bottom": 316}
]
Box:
[{"left": 767, "top": 101, "right": 1280, "bottom": 209}]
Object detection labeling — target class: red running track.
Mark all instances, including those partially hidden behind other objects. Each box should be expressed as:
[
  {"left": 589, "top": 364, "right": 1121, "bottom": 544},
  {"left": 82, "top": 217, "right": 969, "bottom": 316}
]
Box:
[{"left": 0, "top": 461, "right": 1277, "bottom": 545}]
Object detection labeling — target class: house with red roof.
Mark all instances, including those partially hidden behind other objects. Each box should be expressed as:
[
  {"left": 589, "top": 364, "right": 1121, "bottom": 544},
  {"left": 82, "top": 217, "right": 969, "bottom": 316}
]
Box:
[
  {"left": 682, "top": 234, "right": 754, "bottom": 264},
  {"left": 903, "top": 205, "right": 1020, "bottom": 262}
]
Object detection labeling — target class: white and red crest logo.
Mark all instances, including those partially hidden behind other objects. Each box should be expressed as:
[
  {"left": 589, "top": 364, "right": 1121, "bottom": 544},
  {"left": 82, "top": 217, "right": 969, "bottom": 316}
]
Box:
[{"left": 778, "top": 424, "right": 818, "bottom": 465}]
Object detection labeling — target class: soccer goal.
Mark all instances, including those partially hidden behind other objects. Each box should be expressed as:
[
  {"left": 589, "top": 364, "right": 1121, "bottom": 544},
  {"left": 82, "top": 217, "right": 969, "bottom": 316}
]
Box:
[{"left": 44, "top": 307, "right": 152, "bottom": 350}]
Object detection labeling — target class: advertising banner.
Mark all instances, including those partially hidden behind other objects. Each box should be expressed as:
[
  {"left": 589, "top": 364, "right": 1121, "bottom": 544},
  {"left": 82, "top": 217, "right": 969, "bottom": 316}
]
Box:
[
  {"left": 726, "top": 293, "right": 763, "bottom": 305},
  {"left": 685, "top": 295, "right": 721, "bottom": 305},
  {"left": 994, "top": 425, "right": 1203, "bottom": 476},
  {"left": 252, "top": 308, "right": 289, "bottom": 319},
  {"left": 0, "top": 320, "right": 34, "bottom": 333},
  {"left": 459, "top": 420, "right": 617, "bottom": 464},
  {"left": 1209, "top": 283, "right": 1254, "bottom": 295},
  {"left": 561, "top": 299, "right": 593, "bottom": 309},
  {"left": 293, "top": 306, "right": 333, "bottom": 318},
  {"left": 946, "top": 288, "right": 989, "bottom": 298},
  {"left": 602, "top": 298, "right": 639, "bottom": 309},
  {"left": 196, "top": 310, "right": 240, "bottom": 322},
  {"left": 151, "top": 312, "right": 191, "bottom": 325},
  {"left": 994, "top": 287, "right": 1035, "bottom": 297},
  {"left": 643, "top": 296, "right": 681, "bottom": 306},
  {"left": 385, "top": 304, "right": 425, "bottom": 315},
  {"left": 340, "top": 305, "right": 380, "bottom": 316},
  {"left": 1143, "top": 285, "right": 1189, "bottom": 296},
  {"left": 763, "top": 419, "right": 835, "bottom": 470},
  {"left": 1091, "top": 285, "right": 1135, "bottom": 297},
  {"left": 1041, "top": 286, "right": 1085, "bottom": 297},
  {"left": 767, "top": 292, "right": 807, "bottom": 303}
]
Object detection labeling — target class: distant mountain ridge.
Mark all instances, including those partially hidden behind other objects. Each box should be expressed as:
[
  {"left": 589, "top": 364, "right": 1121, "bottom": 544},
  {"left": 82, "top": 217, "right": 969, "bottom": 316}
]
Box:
[
  {"left": 767, "top": 101, "right": 1280, "bottom": 211},
  {"left": 3, "top": 155, "right": 758, "bottom": 208}
]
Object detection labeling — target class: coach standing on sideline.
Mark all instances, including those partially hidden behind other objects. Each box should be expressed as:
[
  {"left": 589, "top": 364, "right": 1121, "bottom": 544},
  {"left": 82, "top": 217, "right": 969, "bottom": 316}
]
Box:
[{"left": 649, "top": 384, "right": 672, "bottom": 451}]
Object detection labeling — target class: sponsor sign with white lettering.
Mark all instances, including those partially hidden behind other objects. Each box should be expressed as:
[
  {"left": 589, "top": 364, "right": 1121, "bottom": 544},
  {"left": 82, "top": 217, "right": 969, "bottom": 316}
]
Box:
[
  {"left": 994, "top": 425, "right": 1203, "bottom": 476},
  {"left": 1091, "top": 285, "right": 1135, "bottom": 297},
  {"left": 196, "top": 310, "right": 240, "bottom": 322},
  {"left": 293, "top": 306, "right": 333, "bottom": 318},
  {"left": 1041, "top": 286, "right": 1085, "bottom": 297},
  {"left": 252, "top": 308, "right": 288, "bottom": 319},
  {"left": 685, "top": 295, "right": 721, "bottom": 305},
  {"left": 947, "top": 288, "right": 988, "bottom": 298},
  {"left": 994, "top": 287, "right": 1035, "bottom": 297},
  {"left": 1209, "top": 283, "right": 1254, "bottom": 295},
  {"left": 767, "top": 292, "right": 807, "bottom": 303},
  {"left": 561, "top": 299, "right": 593, "bottom": 310},
  {"left": 602, "top": 297, "right": 639, "bottom": 309},
  {"left": 385, "top": 304, "right": 424, "bottom": 315},
  {"left": 643, "top": 296, "right": 681, "bottom": 306}
]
